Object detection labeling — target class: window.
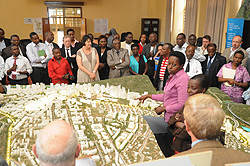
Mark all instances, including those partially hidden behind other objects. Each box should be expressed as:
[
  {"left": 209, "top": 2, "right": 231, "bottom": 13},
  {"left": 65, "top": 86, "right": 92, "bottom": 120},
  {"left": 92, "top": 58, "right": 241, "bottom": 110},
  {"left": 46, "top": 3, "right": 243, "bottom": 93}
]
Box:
[{"left": 47, "top": 7, "right": 83, "bottom": 46}]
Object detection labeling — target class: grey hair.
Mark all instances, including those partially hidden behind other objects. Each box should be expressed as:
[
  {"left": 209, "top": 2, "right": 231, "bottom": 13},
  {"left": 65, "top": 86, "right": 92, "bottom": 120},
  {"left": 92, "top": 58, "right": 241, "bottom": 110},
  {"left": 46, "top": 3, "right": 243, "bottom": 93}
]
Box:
[
  {"left": 62, "top": 35, "right": 71, "bottom": 42},
  {"left": 36, "top": 129, "right": 78, "bottom": 165}
]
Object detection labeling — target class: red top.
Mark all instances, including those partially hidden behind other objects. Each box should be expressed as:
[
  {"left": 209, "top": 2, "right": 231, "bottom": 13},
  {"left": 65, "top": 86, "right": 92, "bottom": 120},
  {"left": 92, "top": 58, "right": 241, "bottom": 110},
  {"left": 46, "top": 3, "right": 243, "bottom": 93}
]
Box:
[
  {"left": 139, "top": 43, "right": 144, "bottom": 55},
  {"left": 159, "top": 56, "right": 169, "bottom": 80},
  {"left": 48, "top": 57, "right": 73, "bottom": 84}
]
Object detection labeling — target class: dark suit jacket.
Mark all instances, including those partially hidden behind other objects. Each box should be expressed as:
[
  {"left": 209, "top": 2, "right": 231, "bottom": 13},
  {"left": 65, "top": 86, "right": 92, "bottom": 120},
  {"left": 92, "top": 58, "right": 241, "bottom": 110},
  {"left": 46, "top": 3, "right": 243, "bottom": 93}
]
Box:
[
  {"left": 142, "top": 43, "right": 159, "bottom": 82},
  {"left": 60, "top": 46, "right": 77, "bottom": 83},
  {"left": 52, "top": 42, "right": 60, "bottom": 49},
  {"left": 1, "top": 45, "right": 27, "bottom": 61},
  {"left": 201, "top": 53, "right": 226, "bottom": 88},
  {"left": 3, "top": 38, "right": 11, "bottom": 47},
  {"left": 154, "top": 56, "right": 170, "bottom": 90},
  {"left": 96, "top": 46, "right": 111, "bottom": 80},
  {"left": 174, "top": 140, "right": 250, "bottom": 166}
]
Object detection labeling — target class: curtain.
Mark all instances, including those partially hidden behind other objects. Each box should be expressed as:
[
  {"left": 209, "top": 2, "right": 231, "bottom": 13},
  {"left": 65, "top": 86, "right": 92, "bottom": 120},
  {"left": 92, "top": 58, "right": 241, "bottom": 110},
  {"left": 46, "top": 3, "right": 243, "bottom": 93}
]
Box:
[
  {"left": 203, "top": 0, "right": 226, "bottom": 52},
  {"left": 184, "top": 0, "right": 198, "bottom": 36},
  {"left": 165, "top": 0, "right": 172, "bottom": 42}
]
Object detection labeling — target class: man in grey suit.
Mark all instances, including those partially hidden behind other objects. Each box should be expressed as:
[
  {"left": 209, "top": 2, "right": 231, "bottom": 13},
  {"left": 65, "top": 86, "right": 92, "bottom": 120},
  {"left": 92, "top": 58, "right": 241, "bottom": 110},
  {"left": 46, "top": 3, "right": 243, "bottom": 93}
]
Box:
[
  {"left": 222, "top": 35, "right": 248, "bottom": 67},
  {"left": 107, "top": 39, "right": 130, "bottom": 78}
]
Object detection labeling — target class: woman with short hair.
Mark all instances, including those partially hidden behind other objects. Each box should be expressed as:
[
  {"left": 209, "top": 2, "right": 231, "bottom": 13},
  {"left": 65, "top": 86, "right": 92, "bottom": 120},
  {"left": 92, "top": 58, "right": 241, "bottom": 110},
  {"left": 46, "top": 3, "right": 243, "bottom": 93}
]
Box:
[
  {"left": 76, "top": 35, "right": 100, "bottom": 83},
  {"left": 217, "top": 50, "right": 250, "bottom": 103}
]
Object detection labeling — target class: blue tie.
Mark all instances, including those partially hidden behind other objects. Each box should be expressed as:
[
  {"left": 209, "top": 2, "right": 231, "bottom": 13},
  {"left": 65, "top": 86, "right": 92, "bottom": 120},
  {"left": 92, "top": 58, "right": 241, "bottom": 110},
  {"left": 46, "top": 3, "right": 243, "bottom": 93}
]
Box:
[{"left": 206, "top": 57, "right": 212, "bottom": 75}]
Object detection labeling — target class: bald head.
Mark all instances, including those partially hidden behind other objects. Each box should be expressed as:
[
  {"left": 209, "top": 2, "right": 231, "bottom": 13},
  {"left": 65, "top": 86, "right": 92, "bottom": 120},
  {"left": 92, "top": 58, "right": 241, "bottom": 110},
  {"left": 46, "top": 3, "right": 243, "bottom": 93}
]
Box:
[
  {"left": 33, "top": 120, "right": 80, "bottom": 166},
  {"left": 45, "top": 31, "right": 54, "bottom": 43},
  {"left": 232, "top": 35, "right": 243, "bottom": 50},
  {"left": 185, "top": 45, "right": 195, "bottom": 60},
  {"left": 184, "top": 94, "right": 225, "bottom": 140},
  {"left": 41, "top": 120, "right": 73, "bottom": 154}
]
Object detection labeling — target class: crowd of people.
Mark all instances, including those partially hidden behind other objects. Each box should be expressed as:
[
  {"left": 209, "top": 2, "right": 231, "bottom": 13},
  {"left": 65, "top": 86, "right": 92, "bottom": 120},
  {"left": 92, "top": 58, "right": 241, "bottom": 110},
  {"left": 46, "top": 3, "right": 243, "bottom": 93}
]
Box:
[
  {"left": 1, "top": 27, "right": 250, "bottom": 103},
  {"left": 1, "top": 27, "right": 250, "bottom": 165}
]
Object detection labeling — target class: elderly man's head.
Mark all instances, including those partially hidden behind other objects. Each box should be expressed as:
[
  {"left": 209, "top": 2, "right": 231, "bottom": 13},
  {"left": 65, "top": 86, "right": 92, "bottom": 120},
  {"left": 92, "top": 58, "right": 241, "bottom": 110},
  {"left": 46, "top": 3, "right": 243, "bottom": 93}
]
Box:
[
  {"left": 184, "top": 94, "right": 225, "bottom": 140},
  {"left": 32, "top": 120, "right": 81, "bottom": 166}
]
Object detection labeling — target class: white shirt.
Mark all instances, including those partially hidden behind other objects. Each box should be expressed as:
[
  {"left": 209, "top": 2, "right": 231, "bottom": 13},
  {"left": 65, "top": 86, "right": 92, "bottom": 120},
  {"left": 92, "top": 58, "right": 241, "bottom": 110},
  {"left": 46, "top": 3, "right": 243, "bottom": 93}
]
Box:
[
  {"left": 125, "top": 43, "right": 132, "bottom": 56},
  {"left": 229, "top": 47, "right": 239, "bottom": 59},
  {"left": 183, "top": 58, "right": 202, "bottom": 78},
  {"left": 26, "top": 42, "right": 52, "bottom": 68},
  {"left": 198, "top": 47, "right": 208, "bottom": 55},
  {"left": 5, "top": 55, "right": 32, "bottom": 80},
  {"left": 0, "top": 40, "right": 6, "bottom": 55},
  {"left": 0, "top": 56, "right": 4, "bottom": 81},
  {"left": 173, "top": 43, "right": 188, "bottom": 56},
  {"left": 64, "top": 47, "right": 72, "bottom": 58},
  {"left": 193, "top": 47, "right": 206, "bottom": 62},
  {"left": 45, "top": 41, "right": 54, "bottom": 56}
]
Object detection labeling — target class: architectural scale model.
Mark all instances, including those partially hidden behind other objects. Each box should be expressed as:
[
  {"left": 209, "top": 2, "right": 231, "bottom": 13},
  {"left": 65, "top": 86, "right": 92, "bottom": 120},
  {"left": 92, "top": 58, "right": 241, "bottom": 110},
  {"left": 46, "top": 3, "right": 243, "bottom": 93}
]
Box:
[
  {"left": 0, "top": 83, "right": 164, "bottom": 166},
  {"left": 0, "top": 83, "right": 250, "bottom": 166}
]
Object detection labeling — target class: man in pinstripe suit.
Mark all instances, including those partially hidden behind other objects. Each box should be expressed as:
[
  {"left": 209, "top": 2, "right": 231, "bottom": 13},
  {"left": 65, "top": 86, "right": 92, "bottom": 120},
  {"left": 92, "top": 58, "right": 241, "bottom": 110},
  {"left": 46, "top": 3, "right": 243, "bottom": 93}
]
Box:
[{"left": 174, "top": 94, "right": 250, "bottom": 166}]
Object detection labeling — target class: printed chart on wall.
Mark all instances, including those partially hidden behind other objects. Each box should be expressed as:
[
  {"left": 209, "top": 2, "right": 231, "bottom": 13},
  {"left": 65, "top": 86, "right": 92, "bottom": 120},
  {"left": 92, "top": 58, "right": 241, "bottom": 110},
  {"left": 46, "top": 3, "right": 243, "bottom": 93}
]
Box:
[{"left": 94, "top": 19, "right": 109, "bottom": 34}]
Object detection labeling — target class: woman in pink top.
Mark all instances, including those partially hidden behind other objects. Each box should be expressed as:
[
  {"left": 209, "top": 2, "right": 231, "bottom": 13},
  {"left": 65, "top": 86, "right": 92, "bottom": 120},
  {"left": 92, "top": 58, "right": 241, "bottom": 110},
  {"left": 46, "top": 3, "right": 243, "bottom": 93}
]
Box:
[
  {"left": 217, "top": 50, "right": 250, "bottom": 103},
  {"left": 138, "top": 51, "right": 190, "bottom": 122}
]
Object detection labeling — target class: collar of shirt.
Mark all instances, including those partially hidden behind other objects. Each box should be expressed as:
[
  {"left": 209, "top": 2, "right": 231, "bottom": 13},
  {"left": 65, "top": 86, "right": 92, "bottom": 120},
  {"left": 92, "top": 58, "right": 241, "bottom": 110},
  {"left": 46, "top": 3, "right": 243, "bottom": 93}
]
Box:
[
  {"left": 10, "top": 55, "right": 21, "bottom": 60},
  {"left": 45, "top": 40, "right": 52, "bottom": 46},
  {"left": 140, "top": 42, "right": 146, "bottom": 47},
  {"left": 207, "top": 53, "right": 216, "bottom": 64},
  {"left": 177, "top": 42, "right": 188, "bottom": 50},
  {"left": 169, "top": 68, "right": 185, "bottom": 80},
  {"left": 191, "top": 139, "right": 206, "bottom": 148},
  {"left": 32, "top": 42, "right": 40, "bottom": 47}
]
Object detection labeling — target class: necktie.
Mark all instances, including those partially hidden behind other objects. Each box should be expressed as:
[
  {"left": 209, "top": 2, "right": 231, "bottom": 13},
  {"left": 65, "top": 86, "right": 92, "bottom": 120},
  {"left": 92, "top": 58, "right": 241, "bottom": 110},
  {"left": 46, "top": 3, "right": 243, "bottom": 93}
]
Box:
[
  {"left": 66, "top": 49, "right": 70, "bottom": 58},
  {"left": 12, "top": 57, "right": 18, "bottom": 80},
  {"left": 185, "top": 60, "right": 190, "bottom": 72},
  {"left": 206, "top": 57, "right": 212, "bottom": 75},
  {"left": 116, "top": 51, "right": 119, "bottom": 56}
]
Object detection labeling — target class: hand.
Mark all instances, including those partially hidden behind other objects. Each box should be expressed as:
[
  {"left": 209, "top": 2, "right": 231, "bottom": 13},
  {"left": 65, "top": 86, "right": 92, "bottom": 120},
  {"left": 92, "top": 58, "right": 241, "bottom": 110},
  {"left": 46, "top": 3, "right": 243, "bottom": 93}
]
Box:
[
  {"left": 148, "top": 51, "right": 154, "bottom": 57},
  {"left": 36, "top": 61, "right": 41, "bottom": 64},
  {"left": 44, "top": 54, "right": 47, "bottom": 58},
  {"left": 201, "top": 45, "right": 206, "bottom": 51},
  {"left": 137, "top": 94, "right": 151, "bottom": 103},
  {"left": 89, "top": 73, "right": 95, "bottom": 79},
  {"left": 227, "top": 78, "right": 235, "bottom": 85},
  {"left": 99, "top": 63, "right": 104, "bottom": 69},
  {"left": 69, "top": 76, "right": 74, "bottom": 80},
  {"left": 111, "top": 66, "right": 116, "bottom": 70},
  {"left": 12, "top": 65, "right": 17, "bottom": 71},
  {"left": 175, "top": 113, "right": 182, "bottom": 120},
  {"left": 122, "top": 59, "right": 125, "bottom": 63},
  {"left": 63, "top": 74, "right": 69, "bottom": 79},
  {"left": 71, "top": 54, "right": 76, "bottom": 58},
  {"left": 175, "top": 122, "right": 185, "bottom": 128},
  {"left": 154, "top": 106, "right": 165, "bottom": 115}
]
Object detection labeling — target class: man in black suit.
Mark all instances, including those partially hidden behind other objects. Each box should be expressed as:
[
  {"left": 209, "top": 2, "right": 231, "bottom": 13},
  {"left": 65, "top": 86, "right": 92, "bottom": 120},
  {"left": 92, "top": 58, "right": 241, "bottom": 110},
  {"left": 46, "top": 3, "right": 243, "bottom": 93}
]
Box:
[
  {"left": 0, "top": 28, "right": 11, "bottom": 55},
  {"left": 44, "top": 31, "right": 59, "bottom": 56},
  {"left": 201, "top": 43, "right": 226, "bottom": 88},
  {"left": 2, "top": 35, "right": 27, "bottom": 61},
  {"left": 154, "top": 43, "right": 173, "bottom": 90},
  {"left": 142, "top": 33, "right": 159, "bottom": 83},
  {"left": 61, "top": 35, "right": 77, "bottom": 83}
]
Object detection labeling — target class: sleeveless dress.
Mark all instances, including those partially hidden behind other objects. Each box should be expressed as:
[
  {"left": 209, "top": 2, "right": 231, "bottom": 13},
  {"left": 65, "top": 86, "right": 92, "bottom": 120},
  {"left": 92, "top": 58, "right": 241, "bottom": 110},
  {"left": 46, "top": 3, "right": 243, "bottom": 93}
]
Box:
[{"left": 77, "top": 48, "right": 100, "bottom": 83}]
